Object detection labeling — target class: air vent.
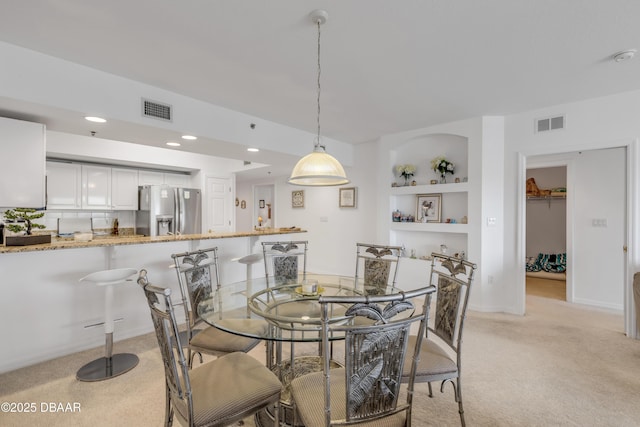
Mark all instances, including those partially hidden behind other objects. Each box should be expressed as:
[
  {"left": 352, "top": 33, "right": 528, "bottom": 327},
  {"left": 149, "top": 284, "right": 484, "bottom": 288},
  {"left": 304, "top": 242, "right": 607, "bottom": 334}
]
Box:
[
  {"left": 142, "top": 98, "right": 172, "bottom": 122},
  {"left": 535, "top": 115, "right": 565, "bottom": 133}
]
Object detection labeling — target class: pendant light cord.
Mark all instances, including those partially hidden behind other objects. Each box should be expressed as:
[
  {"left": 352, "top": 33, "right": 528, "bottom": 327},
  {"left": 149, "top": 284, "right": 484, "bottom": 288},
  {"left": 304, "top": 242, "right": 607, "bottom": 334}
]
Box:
[{"left": 316, "top": 18, "right": 324, "bottom": 149}]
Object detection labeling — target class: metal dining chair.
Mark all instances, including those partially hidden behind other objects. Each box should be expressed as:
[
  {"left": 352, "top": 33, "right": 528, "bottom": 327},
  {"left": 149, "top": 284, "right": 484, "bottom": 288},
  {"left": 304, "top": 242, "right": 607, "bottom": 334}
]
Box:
[
  {"left": 261, "top": 240, "right": 308, "bottom": 287},
  {"left": 354, "top": 242, "right": 403, "bottom": 295},
  {"left": 137, "top": 270, "right": 282, "bottom": 427},
  {"left": 171, "top": 247, "right": 266, "bottom": 367},
  {"left": 290, "top": 285, "right": 436, "bottom": 427},
  {"left": 401, "top": 252, "right": 477, "bottom": 426}
]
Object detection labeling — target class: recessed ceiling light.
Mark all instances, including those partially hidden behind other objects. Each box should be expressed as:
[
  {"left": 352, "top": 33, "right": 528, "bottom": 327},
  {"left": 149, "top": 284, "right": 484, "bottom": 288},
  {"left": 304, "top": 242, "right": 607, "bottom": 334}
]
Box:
[
  {"left": 166, "top": 141, "right": 181, "bottom": 147},
  {"left": 247, "top": 148, "right": 259, "bottom": 152},
  {"left": 85, "top": 116, "right": 106, "bottom": 123},
  {"left": 613, "top": 49, "right": 636, "bottom": 62},
  {"left": 181, "top": 135, "right": 197, "bottom": 140}
]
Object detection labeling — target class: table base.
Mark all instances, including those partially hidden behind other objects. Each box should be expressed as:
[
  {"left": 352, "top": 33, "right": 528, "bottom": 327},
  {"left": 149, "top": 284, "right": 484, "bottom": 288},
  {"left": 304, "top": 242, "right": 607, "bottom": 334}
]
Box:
[{"left": 256, "top": 355, "right": 343, "bottom": 426}]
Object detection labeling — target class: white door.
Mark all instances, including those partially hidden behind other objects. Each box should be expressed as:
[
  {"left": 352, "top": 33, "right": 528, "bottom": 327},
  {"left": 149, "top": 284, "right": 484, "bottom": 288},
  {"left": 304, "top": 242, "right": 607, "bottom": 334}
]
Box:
[{"left": 206, "top": 177, "right": 232, "bottom": 232}]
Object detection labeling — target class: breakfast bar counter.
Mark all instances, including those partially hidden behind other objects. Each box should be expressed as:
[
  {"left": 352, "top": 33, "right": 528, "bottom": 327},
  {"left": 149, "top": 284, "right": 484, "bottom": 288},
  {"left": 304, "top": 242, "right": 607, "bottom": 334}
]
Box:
[
  {"left": 0, "top": 228, "right": 306, "bottom": 374},
  {"left": 0, "top": 228, "right": 305, "bottom": 254}
]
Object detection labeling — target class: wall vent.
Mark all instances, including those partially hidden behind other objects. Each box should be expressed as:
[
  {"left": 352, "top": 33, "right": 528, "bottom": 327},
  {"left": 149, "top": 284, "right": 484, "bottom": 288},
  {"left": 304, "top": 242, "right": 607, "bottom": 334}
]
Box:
[
  {"left": 535, "top": 115, "right": 565, "bottom": 133},
  {"left": 142, "top": 98, "right": 172, "bottom": 122}
]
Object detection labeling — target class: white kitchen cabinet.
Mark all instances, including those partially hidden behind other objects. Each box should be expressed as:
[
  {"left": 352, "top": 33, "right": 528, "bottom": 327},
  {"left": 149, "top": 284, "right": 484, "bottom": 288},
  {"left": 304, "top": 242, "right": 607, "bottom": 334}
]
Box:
[
  {"left": 46, "top": 162, "right": 82, "bottom": 209},
  {"left": 138, "top": 170, "right": 164, "bottom": 186},
  {"left": 139, "top": 170, "right": 191, "bottom": 187},
  {"left": 82, "top": 165, "right": 111, "bottom": 210},
  {"left": 111, "top": 168, "right": 139, "bottom": 210},
  {"left": 164, "top": 172, "right": 191, "bottom": 187},
  {"left": 0, "top": 117, "right": 46, "bottom": 208}
]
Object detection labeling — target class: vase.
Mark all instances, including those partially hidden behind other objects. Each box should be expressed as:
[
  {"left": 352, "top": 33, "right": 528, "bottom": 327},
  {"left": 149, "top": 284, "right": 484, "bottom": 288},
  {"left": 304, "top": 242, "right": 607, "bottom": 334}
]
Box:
[
  {"left": 439, "top": 173, "right": 446, "bottom": 184},
  {"left": 403, "top": 176, "right": 411, "bottom": 186}
]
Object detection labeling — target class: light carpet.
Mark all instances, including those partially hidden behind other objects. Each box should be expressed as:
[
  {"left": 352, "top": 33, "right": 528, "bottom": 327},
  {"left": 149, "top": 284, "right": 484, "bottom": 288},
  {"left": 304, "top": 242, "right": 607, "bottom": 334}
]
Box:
[{"left": 1, "top": 295, "right": 639, "bottom": 426}]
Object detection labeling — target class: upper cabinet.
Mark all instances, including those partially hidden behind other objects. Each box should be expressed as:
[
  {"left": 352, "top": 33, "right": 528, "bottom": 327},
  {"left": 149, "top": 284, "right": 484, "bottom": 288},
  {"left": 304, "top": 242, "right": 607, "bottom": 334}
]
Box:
[
  {"left": 46, "top": 162, "right": 82, "bottom": 209},
  {"left": 47, "top": 162, "right": 137, "bottom": 210},
  {"left": 47, "top": 161, "right": 191, "bottom": 210},
  {"left": 111, "top": 168, "right": 138, "bottom": 210},
  {"left": 139, "top": 170, "right": 191, "bottom": 187},
  {"left": 82, "top": 165, "right": 112, "bottom": 210},
  {"left": 0, "top": 117, "right": 46, "bottom": 208}
]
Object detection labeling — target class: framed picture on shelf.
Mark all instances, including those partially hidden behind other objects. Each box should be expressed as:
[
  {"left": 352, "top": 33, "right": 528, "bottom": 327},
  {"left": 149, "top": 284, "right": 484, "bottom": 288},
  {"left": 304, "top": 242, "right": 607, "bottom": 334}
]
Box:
[
  {"left": 416, "top": 193, "right": 442, "bottom": 223},
  {"left": 292, "top": 190, "right": 304, "bottom": 208},
  {"left": 339, "top": 187, "right": 357, "bottom": 208}
]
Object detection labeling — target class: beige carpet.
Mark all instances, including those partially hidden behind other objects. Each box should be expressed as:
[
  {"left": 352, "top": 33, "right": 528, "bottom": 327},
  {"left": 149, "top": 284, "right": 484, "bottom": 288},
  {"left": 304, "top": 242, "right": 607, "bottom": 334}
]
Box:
[{"left": 1, "top": 295, "right": 639, "bottom": 427}]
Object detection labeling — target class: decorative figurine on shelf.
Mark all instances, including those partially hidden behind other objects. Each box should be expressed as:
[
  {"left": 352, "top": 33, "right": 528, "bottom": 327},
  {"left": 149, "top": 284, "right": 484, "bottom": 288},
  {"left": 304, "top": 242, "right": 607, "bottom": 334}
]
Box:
[
  {"left": 395, "top": 164, "right": 416, "bottom": 186},
  {"left": 258, "top": 216, "right": 263, "bottom": 227},
  {"left": 431, "top": 156, "right": 455, "bottom": 184},
  {"left": 392, "top": 210, "right": 402, "bottom": 222}
]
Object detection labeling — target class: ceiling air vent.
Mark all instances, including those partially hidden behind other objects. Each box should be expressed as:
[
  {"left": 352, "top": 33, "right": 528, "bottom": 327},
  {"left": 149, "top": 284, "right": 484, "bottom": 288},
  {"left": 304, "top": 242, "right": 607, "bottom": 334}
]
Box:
[
  {"left": 535, "top": 115, "right": 565, "bottom": 133},
  {"left": 142, "top": 98, "right": 172, "bottom": 122}
]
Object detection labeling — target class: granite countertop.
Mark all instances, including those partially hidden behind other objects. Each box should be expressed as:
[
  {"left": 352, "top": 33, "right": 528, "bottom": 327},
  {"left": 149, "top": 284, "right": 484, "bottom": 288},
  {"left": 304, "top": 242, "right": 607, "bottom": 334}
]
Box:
[{"left": 0, "top": 228, "right": 306, "bottom": 254}]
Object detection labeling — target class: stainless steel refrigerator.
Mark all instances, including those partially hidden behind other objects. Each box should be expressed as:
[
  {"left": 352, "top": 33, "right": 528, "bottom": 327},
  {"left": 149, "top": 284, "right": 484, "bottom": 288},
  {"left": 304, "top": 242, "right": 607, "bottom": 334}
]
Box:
[{"left": 136, "top": 185, "right": 201, "bottom": 236}]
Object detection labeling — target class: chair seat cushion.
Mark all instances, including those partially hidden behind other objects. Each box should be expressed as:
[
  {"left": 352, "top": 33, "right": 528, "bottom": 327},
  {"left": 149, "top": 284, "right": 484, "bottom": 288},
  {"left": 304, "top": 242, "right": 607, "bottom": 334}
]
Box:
[
  {"left": 291, "top": 368, "right": 407, "bottom": 427},
  {"left": 174, "top": 352, "right": 282, "bottom": 426},
  {"left": 191, "top": 320, "right": 267, "bottom": 354},
  {"left": 402, "top": 336, "right": 458, "bottom": 382}
]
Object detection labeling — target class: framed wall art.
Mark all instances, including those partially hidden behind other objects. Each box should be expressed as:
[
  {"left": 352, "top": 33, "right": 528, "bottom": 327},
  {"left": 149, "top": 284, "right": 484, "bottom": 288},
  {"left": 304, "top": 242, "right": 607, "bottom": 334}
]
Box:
[
  {"left": 259, "top": 199, "right": 265, "bottom": 208},
  {"left": 292, "top": 190, "right": 304, "bottom": 208},
  {"left": 339, "top": 187, "right": 357, "bottom": 208},
  {"left": 416, "top": 193, "right": 442, "bottom": 223}
]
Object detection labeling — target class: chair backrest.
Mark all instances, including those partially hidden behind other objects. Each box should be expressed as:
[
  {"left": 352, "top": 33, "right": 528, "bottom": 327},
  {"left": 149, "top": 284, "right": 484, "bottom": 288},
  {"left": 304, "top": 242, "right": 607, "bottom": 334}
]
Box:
[
  {"left": 171, "top": 247, "right": 220, "bottom": 328},
  {"left": 261, "top": 240, "right": 308, "bottom": 286},
  {"left": 318, "top": 286, "right": 436, "bottom": 425},
  {"left": 137, "top": 270, "right": 194, "bottom": 423},
  {"left": 354, "top": 243, "right": 402, "bottom": 294},
  {"left": 428, "top": 253, "right": 477, "bottom": 354}
]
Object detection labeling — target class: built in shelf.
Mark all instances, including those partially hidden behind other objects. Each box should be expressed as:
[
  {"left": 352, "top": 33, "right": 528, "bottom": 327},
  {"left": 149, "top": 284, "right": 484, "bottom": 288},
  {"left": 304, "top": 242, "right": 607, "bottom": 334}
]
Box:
[
  {"left": 391, "top": 182, "right": 469, "bottom": 195},
  {"left": 390, "top": 222, "right": 468, "bottom": 234},
  {"left": 526, "top": 194, "right": 566, "bottom": 201}
]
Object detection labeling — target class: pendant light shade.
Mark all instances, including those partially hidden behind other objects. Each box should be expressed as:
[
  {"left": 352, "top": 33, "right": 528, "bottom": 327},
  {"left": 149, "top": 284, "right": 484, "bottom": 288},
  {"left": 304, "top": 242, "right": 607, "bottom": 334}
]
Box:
[
  {"left": 288, "top": 9, "right": 349, "bottom": 187},
  {"left": 288, "top": 144, "right": 349, "bottom": 186}
]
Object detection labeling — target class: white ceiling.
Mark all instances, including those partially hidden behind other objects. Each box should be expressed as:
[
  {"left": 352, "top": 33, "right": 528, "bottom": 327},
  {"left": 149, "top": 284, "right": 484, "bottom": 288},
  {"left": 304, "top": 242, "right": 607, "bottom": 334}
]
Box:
[{"left": 1, "top": 1, "right": 639, "bottom": 176}]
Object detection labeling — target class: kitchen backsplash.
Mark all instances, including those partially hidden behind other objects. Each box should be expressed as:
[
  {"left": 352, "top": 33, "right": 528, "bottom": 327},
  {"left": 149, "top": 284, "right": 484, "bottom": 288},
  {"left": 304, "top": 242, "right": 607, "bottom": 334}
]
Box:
[{"left": 0, "top": 209, "right": 135, "bottom": 233}]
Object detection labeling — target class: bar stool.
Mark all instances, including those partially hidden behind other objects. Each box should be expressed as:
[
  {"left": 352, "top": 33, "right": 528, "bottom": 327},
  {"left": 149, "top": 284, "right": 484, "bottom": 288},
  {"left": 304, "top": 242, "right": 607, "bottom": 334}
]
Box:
[
  {"left": 232, "top": 253, "right": 264, "bottom": 281},
  {"left": 77, "top": 267, "right": 139, "bottom": 382}
]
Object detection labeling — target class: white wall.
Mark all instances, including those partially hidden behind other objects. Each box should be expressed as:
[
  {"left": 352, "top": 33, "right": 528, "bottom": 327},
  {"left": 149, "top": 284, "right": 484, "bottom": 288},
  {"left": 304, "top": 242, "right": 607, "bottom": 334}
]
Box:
[
  {"left": 0, "top": 41, "right": 354, "bottom": 165},
  {"left": 237, "top": 143, "right": 379, "bottom": 277},
  {"left": 503, "top": 90, "right": 640, "bottom": 326}
]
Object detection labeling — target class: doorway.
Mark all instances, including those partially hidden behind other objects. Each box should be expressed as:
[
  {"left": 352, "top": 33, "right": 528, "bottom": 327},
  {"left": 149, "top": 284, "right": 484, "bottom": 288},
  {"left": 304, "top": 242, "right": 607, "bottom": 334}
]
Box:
[
  {"left": 525, "top": 165, "right": 567, "bottom": 301},
  {"left": 521, "top": 148, "right": 627, "bottom": 329}
]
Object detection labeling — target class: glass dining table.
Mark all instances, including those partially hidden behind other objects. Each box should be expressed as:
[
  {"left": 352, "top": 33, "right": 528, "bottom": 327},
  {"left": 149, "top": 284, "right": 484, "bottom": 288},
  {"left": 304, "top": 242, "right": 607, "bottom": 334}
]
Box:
[{"left": 197, "top": 273, "right": 393, "bottom": 426}]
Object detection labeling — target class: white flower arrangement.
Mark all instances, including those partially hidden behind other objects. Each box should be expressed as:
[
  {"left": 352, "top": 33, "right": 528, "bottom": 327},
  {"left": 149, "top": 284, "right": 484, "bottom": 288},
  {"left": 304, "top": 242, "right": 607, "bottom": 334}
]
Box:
[
  {"left": 430, "top": 156, "right": 455, "bottom": 176},
  {"left": 395, "top": 164, "right": 416, "bottom": 179}
]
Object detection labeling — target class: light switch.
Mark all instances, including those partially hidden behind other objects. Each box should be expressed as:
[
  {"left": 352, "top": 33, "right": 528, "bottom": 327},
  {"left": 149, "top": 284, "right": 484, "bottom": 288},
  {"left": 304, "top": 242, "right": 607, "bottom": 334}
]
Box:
[{"left": 487, "top": 217, "right": 497, "bottom": 226}]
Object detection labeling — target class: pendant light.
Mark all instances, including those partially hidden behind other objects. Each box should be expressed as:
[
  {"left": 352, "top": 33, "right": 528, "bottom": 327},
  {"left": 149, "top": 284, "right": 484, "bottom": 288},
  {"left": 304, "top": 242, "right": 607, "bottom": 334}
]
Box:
[{"left": 288, "top": 9, "right": 349, "bottom": 186}]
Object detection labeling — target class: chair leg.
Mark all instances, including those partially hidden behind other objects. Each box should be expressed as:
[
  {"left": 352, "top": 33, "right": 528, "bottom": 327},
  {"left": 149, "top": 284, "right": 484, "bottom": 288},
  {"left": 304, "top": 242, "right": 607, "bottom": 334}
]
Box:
[
  {"left": 427, "top": 381, "right": 433, "bottom": 397},
  {"left": 456, "top": 377, "right": 465, "bottom": 427},
  {"left": 165, "top": 383, "right": 173, "bottom": 427}
]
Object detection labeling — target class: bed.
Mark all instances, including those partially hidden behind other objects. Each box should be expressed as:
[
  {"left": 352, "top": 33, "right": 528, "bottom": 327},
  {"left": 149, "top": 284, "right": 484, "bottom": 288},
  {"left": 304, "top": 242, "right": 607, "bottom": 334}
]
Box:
[{"left": 526, "top": 252, "right": 567, "bottom": 281}]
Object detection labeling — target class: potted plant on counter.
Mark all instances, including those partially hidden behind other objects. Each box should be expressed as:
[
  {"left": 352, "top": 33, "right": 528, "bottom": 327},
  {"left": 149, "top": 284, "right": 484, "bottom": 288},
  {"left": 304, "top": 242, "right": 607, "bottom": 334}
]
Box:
[{"left": 2, "top": 208, "right": 51, "bottom": 246}]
